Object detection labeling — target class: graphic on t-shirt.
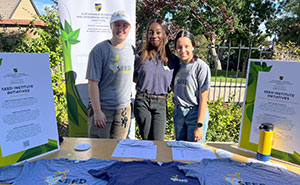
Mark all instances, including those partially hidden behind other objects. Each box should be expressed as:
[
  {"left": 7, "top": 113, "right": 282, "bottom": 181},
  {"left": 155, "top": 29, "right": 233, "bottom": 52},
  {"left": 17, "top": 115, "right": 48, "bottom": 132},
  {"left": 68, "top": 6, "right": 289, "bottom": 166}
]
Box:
[
  {"left": 44, "top": 169, "right": 88, "bottom": 185},
  {"left": 170, "top": 175, "right": 188, "bottom": 183},
  {"left": 109, "top": 54, "right": 132, "bottom": 74},
  {"left": 109, "top": 55, "right": 121, "bottom": 73},
  {"left": 176, "top": 69, "right": 190, "bottom": 88},
  {"left": 224, "top": 172, "right": 243, "bottom": 185},
  {"left": 224, "top": 172, "right": 267, "bottom": 185},
  {"left": 44, "top": 169, "right": 69, "bottom": 185}
]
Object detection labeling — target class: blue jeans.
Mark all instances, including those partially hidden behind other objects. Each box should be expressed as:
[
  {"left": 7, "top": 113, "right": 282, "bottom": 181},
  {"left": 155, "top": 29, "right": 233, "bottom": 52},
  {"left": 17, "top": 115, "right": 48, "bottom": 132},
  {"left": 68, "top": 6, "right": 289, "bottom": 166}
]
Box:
[{"left": 173, "top": 105, "right": 209, "bottom": 142}]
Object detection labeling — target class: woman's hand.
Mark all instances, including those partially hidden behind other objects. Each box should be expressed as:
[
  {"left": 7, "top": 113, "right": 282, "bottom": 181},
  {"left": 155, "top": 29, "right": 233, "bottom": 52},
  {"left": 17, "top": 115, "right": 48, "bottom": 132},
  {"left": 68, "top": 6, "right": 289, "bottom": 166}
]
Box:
[{"left": 194, "top": 127, "right": 203, "bottom": 142}]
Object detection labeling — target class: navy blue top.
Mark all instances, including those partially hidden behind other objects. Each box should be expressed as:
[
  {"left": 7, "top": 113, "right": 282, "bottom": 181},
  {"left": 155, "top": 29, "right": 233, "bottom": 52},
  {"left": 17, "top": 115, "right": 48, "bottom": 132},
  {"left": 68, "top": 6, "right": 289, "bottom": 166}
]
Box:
[
  {"left": 88, "top": 160, "right": 199, "bottom": 185},
  {"left": 134, "top": 53, "right": 180, "bottom": 95}
]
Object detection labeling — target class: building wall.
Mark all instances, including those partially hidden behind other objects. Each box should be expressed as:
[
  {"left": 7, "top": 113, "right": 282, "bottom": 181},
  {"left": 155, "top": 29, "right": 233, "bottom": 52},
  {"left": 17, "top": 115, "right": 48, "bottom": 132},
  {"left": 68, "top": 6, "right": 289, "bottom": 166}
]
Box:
[
  {"left": 11, "top": 0, "right": 38, "bottom": 20},
  {"left": 0, "top": 0, "right": 43, "bottom": 42}
]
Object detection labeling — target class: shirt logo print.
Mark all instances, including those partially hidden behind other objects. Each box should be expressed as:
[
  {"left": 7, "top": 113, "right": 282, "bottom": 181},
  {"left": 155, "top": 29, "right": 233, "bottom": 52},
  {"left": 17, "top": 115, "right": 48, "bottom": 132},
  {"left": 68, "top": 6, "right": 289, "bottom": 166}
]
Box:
[
  {"left": 176, "top": 69, "right": 190, "bottom": 88},
  {"left": 109, "top": 54, "right": 121, "bottom": 73},
  {"left": 44, "top": 169, "right": 69, "bottom": 185},
  {"left": 224, "top": 172, "right": 243, "bottom": 185},
  {"left": 170, "top": 175, "right": 188, "bottom": 183}
]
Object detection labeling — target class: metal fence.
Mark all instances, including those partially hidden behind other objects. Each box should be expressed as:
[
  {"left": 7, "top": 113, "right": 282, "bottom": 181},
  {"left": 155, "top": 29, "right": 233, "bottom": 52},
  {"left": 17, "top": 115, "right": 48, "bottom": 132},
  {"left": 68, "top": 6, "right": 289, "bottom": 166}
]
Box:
[{"left": 196, "top": 41, "right": 274, "bottom": 104}]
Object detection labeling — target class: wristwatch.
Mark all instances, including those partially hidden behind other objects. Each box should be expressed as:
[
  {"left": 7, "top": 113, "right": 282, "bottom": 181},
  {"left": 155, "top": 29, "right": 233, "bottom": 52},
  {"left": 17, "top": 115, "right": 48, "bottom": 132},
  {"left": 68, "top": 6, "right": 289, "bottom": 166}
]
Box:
[{"left": 196, "top": 122, "right": 203, "bottom": 128}]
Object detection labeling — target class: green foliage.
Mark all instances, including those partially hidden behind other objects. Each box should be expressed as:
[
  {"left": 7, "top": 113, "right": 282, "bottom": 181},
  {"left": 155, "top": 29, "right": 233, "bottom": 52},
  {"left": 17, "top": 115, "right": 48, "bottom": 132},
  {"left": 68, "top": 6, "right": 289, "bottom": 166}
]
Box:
[
  {"left": 166, "top": 92, "right": 175, "bottom": 140},
  {"left": 15, "top": 7, "right": 67, "bottom": 125},
  {"left": 194, "top": 35, "right": 209, "bottom": 62},
  {"left": 206, "top": 97, "right": 242, "bottom": 143},
  {"left": 266, "top": 0, "right": 300, "bottom": 45},
  {"left": 0, "top": 29, "right": 25, "bottom": 52},
  {"left": 273, "top": 41, "right": 300, "bottom": 61}
]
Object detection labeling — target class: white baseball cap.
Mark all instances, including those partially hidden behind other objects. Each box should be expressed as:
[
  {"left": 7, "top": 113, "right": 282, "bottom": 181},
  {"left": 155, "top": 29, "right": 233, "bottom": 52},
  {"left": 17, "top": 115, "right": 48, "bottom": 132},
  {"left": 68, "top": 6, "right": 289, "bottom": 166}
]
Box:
[{"left": 110, "top": 10, "right": 131, "bottom": 25}]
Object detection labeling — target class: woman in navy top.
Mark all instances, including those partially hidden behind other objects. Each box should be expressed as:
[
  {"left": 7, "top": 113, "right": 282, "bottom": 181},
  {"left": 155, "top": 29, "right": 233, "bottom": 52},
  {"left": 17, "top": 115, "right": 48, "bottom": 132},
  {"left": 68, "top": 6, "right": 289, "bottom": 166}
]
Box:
[{"left": 134, "top": 19, "right": 180, "bottom": 141}]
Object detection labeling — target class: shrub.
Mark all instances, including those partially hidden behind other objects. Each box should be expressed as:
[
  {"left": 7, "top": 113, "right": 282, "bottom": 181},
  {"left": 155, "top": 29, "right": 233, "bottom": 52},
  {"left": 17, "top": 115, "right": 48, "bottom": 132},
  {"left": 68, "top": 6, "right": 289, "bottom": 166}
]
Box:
[
  {"left": 273, "top": 41, "right": 300, "bottom": 61},
  {"left": 206, "top": 97, "right": 242, "bottom": 143},
  {"left": 166, "top": 92, "right": 176, "bottom": 140}
]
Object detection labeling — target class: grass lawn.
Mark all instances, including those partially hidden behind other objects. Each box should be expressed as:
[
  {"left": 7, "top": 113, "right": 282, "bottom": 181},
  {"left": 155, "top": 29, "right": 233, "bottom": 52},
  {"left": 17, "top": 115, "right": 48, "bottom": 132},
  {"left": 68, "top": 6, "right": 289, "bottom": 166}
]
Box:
[
  {"left": 211, "top": 76, "right": 246, "bottom": 83},
  {"left": 211, "top": 70, "right": 247, "bottom": 83}
]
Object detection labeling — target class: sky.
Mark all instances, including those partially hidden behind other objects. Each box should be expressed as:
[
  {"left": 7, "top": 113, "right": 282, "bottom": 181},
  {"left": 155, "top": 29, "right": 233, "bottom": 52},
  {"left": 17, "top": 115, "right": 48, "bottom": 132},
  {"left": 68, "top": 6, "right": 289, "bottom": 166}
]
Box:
[{"left": 33, "top": 0, "right": 54, "bottom": 15}]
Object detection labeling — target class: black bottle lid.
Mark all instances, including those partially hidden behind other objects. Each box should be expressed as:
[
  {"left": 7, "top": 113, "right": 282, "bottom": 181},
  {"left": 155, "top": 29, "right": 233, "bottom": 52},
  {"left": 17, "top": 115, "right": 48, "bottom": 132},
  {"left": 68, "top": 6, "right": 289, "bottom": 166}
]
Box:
[{"left": 259, "top": 123, "right": 274, "bottom": 131}]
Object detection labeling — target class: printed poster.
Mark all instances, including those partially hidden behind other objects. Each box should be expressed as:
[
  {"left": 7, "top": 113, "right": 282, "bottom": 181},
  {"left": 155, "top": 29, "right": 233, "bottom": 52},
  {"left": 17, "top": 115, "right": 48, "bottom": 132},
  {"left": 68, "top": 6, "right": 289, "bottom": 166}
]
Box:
[
  {"left": 239, "top": 59, "right": 300, "bottom": 165},
  {"left": 0, "top": 53, "right": 59, "bottom": 167}
]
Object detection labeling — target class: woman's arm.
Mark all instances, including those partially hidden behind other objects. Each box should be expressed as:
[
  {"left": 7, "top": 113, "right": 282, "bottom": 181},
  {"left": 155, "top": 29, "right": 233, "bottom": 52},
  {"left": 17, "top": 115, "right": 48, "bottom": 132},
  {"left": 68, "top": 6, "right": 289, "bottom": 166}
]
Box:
[{"left": 194, "top": 90, "right": 209, "bottom": 141}]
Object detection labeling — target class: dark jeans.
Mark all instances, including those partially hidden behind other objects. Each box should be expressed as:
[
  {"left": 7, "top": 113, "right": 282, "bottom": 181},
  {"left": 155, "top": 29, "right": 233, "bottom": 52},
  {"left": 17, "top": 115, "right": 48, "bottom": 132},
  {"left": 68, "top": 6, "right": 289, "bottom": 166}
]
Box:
[{"left": 134, "top": 92, "right": 167, "bottom": 141}]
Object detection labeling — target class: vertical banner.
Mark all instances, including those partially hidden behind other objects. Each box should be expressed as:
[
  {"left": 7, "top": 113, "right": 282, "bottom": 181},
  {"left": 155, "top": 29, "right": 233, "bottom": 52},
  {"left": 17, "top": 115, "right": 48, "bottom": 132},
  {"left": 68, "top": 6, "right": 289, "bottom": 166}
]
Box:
[
  {"left": 0, "top": 53, "right": 59, "bottom": 167},
  {"left": 239, "top": 59, "right": 300, "bottom": 165},
  {"left": 58, "top": 0, "right": 136, "bottom": 137}
]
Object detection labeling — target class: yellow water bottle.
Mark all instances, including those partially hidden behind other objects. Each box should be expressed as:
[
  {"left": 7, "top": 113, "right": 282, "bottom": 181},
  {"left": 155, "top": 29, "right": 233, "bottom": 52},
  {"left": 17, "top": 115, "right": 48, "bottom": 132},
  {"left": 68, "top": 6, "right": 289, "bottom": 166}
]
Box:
[{"left": 256, "top": 123, "right": 274, "bottom": 161}]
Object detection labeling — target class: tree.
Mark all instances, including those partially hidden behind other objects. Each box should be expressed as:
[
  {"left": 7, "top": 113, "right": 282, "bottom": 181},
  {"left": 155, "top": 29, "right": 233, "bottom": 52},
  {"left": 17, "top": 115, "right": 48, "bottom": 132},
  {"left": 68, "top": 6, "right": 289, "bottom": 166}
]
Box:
[
  {"left": 136, "top": 0, "right": 276, "bottom": 70},
  {"left": 266, "top": 0, "right": 300, "bottom": 45},
  {"left": 16, "top": 7, "right": 68, "bottom": 127}
]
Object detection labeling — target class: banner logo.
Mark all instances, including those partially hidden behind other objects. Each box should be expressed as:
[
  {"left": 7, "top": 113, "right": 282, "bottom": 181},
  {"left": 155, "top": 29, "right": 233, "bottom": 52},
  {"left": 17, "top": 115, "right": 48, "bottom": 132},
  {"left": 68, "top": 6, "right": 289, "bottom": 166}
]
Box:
[
  {"left": 95, "top": 3, "right": 102, "bottom": 12},
  {"left": 13, "top": 68, "right": 18, "bottom": 73},
  {"left": 279, "top": 76, "right": 284, "bottom": 80}
]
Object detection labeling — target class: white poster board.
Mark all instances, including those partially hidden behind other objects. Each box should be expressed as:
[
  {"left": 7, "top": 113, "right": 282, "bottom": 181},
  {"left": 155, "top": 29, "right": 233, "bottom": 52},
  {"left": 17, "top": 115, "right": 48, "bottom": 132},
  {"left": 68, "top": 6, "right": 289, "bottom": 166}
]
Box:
[
  {"left": 58, "top": 0, "right": 136, "bottom": 136},
  {"left": 0, "top": 53, "right": 59, "bottom": 166},
  {"left": 239, "top": 59, "right": 300, "bottom": 165}
]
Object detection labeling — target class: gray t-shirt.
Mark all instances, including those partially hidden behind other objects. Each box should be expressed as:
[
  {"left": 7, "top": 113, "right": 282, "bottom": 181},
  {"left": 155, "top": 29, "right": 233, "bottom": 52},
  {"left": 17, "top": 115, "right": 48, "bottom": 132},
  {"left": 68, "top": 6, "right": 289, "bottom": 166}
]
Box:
[
  {"left": 173, "top": 58, "right": 211, "bottom": 107},
  {"left": 178, "top": 158, "right": 300, "bottom": 185},
  {"left": 0, "top": 158, "right": 116, "bottom": 185},
  {"left": 86, "top": 40, "right": 135, "bottom": 110}
]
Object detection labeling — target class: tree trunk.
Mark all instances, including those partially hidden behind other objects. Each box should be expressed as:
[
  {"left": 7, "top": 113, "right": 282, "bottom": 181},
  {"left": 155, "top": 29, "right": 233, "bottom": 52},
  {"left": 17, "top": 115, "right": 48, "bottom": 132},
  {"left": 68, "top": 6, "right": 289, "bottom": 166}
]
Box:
[
  {"left": 209, "top": 32, "right": 222, "bottom": 70},
  {"left": 210, "top": 46, "right": 222, "bottom": 70}
]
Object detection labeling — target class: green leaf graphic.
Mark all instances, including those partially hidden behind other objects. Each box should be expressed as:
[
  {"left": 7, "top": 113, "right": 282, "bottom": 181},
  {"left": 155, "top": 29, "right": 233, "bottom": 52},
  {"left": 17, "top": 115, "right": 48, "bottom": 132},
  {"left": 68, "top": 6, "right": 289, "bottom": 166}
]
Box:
[
  {"left": 0, "top": 58, "right": 2, "bottom": 66},
  {"left": 17, "top": 141, "right": 58, "bottom": 162},
  {"left": 262, "top": 62, "right": 267, "bottom": 69},
  {"left": 69, "top": 29, "right": 80, "bottom": 40},
  {"left": 66, "top": 91, "right": 79, "bottom": 125},
  {"left": 254, "top": 64, "right": 263, "bottom": 72},
  {"left": 247, "top": 73, "right": 254, "bottom": 86},
  {"left": 264, "top": 65, "right": 273, "bottom": 72},
  {"left": 61, "top": 30, "right": 68, "bottom": 41},
  {"left": 69, "top": 38, "right": 80, "bottom": 45},
  {"left": 246, "top": 104, "right": 254, "bottom": 122},
  {"left": 64, "top": 20, "right": 73, "bottom": 34},
  {"left": 288, "top": 153, "right": 300, "bottom": 165}
]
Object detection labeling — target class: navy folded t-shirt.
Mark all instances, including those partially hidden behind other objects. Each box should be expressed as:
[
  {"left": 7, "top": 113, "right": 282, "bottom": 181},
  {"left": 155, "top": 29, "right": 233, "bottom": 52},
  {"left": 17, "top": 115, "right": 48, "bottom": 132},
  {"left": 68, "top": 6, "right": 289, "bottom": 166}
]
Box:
[{"left": 89, "top": 160, "right": 199, "bottom": 185}]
